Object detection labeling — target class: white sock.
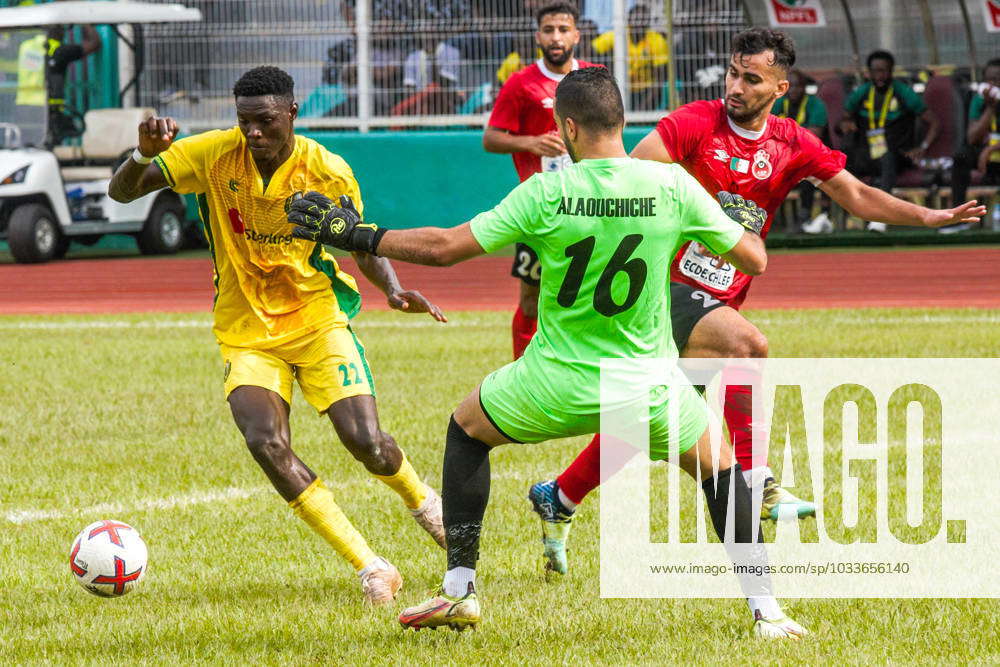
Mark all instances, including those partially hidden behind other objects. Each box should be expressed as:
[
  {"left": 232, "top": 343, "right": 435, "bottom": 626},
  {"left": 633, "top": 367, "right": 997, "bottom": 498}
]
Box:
[
  {"left": 557, "top": 487, "right": 578, "bottom": 512},
  {"left": 747, "top": 595, "right": 783, "bottom": 620},
  {"left": 357, "top": 556, "right": 387, "bottom": 578},
  {"left": 742, "top": 465, "right": 774, "bottom": 488},
  {"left": 442, "top": 566, "right": 475, "bottom": 598}
]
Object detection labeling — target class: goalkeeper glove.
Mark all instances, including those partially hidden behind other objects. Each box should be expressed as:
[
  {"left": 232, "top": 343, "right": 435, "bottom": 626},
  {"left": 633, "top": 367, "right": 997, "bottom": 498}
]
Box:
[
  {"left": 288, "top": 192, "right": 386, "bottom": 254},
  {"left": 717, "top": 191, "right": 766, "bottom": 235}
]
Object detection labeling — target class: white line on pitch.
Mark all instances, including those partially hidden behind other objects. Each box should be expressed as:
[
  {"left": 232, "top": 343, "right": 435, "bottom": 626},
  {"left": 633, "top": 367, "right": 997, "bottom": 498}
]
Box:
[
  {"left": 4, "top": 469, "right": 532, "bottom": 525},
  {"left": 4, "top": 485, "right": 271, "bottom": 524}
]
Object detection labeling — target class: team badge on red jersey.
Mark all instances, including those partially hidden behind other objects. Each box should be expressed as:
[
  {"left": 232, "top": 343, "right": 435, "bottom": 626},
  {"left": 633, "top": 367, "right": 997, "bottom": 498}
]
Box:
[{"left": 752, "top": 149, "right": 773, "bottom": 180}]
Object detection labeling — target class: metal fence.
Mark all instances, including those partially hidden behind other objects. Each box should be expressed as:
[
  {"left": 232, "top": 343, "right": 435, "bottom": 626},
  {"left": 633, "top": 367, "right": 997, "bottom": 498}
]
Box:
[
  {"left": 128, "top": 0, "right": 996, "bottom": 133},
  {"left": 673, "top": 0, "right": 745, "bottom": 106},
  {"left": 136, "top": 0, "right": 747, "bottom": 131}
]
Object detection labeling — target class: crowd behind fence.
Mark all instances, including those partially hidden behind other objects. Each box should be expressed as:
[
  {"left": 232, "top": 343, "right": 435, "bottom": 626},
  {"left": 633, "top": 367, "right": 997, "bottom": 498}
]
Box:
[
  {"left": 128, "top": 0, "right": 1000, "bottom": 231},
  {"left": 137, "top": 0, "right": 747, "bottom": 131},
  {"left": 4, "top": 0, "right": 997, "bottom": 232}
]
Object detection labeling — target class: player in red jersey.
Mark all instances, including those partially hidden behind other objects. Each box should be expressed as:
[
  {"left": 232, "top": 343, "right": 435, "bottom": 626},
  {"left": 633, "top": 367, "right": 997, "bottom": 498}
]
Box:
[
  {"left": 484, "top": 2, "right": 598, "bottom": 359},
  {"left": 528, "top": 28, "right": 986, "bottom": 597}
]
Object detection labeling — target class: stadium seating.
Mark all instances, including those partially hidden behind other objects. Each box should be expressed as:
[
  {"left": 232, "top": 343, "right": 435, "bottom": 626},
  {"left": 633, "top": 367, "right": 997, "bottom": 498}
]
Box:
[
  {"left": 894, "top": 75, "right": 997, "bottom": 212},
  {"left": 884, "top": 75, "right": 960, "bottom": 211},
  {"left": 817, "top": 75, "right": 849, "bottom": 152},
  {"left": 814, "top": 72, "right": 999, "bottom": 228}
]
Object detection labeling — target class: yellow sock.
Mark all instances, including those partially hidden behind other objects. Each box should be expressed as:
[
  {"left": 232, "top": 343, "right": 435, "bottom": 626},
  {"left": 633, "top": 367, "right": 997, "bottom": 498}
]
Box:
[
  {"left": 289, "top": 478, "right": 377, "bottom": 572},
  {"left": 373, "top": 453, "right": 428, "bottom": 510}
]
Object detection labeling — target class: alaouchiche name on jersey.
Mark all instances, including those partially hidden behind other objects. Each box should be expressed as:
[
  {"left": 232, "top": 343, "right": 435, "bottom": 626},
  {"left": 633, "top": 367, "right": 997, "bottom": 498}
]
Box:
[{"left": 555, "top": 196, "right": 656, "bottom": 218}]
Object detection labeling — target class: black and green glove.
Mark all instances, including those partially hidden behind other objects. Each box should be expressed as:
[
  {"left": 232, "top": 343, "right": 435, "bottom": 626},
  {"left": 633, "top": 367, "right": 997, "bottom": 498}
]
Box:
[
  {"left": 288, "top": 192, "right": 386, "bottom": 254},
  {"left": 717, "top": 191, "right": 767, "bottom": 235}
]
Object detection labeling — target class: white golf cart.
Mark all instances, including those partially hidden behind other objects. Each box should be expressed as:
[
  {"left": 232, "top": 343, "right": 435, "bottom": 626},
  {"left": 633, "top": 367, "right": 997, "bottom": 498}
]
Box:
[{"left": 0, "top": 1, "right": 201, "bottom": 263}]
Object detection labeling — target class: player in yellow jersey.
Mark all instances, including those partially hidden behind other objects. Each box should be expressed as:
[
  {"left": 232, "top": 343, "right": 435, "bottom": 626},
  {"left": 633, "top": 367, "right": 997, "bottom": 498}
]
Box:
[{"left": 108, "top": 66, "right": 446, "bottom": 605}]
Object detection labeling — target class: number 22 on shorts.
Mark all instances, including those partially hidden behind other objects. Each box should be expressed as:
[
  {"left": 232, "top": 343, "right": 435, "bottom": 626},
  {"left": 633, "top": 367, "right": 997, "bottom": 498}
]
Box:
[{"left": 338, "top": 362, "right": 362, "bottom": 387}]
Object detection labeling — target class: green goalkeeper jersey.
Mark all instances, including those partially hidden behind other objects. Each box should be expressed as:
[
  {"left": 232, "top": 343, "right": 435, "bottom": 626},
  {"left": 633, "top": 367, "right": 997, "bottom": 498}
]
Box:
[{"left": 470, "top": 157, "right": 744, "bottom": 412}]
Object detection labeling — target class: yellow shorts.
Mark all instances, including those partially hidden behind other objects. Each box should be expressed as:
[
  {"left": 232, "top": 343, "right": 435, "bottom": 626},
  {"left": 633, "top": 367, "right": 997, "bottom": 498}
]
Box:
[{"left": 220, "top": 325, "right": 374, "bottom": 413}]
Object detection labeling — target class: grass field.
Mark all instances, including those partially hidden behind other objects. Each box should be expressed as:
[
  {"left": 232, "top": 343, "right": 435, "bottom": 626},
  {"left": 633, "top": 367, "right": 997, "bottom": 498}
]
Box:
[{"left": 2, "top": 308, "right": 999, "bottom": 664}]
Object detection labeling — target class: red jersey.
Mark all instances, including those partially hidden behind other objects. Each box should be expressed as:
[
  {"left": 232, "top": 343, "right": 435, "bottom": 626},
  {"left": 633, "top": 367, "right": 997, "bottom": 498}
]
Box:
[
  {"left": 488, "top": 59, "right": 599, "bottom": 182},
  {"left": 657, "top": 99, "right": 846, "bottom": 308}
]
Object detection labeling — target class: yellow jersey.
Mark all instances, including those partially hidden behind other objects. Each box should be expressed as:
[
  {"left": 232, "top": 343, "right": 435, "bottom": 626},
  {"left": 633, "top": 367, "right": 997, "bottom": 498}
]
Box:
[
  {"left": 155, "top": 127, "right": 363, "bottom": 349},
  {"left": 496, "top": 49, "right": 542, "bottom": 84}
]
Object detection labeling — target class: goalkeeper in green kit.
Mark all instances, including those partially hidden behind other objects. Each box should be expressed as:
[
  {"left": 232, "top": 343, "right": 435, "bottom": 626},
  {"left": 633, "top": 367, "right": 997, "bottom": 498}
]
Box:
[{"left": 287, "top": 66, "right": 804, "bottom": 638}]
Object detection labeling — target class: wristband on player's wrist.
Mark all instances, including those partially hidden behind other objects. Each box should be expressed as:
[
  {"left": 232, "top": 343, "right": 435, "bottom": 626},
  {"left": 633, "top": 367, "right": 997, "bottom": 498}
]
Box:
[
  {"left": 132, "top": 148, "right": 154, "bottom": 165},
  {"left": 365, "top": 226, "right": 388, "bottom": 255}
]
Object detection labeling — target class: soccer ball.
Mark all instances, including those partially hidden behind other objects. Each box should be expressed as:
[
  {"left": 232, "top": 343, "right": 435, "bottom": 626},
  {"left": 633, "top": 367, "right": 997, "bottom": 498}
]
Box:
[{"left": 69, "top": 520, "right": 148, "bottom": 597}]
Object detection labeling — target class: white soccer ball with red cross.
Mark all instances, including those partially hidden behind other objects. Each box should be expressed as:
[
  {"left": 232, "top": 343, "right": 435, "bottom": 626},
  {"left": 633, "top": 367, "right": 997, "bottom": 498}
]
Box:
[{"left": 69, "top": 520, "right": 148, "bottom": 597}]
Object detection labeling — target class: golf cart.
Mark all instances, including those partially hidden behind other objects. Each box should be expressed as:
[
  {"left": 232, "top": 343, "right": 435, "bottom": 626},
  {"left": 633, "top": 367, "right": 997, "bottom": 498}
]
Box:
[{"left": 0, "top": 1, "right": 201, "bottom": 263}]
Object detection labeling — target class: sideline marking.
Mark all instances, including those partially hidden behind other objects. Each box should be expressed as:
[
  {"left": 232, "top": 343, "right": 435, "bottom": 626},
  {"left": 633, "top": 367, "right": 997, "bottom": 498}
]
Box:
[
  {"left": 5, "top": 485, "right": 270, "bottom": 525},
  {"left": 4, "top": 471, "right": 530, "bottom": 525}
]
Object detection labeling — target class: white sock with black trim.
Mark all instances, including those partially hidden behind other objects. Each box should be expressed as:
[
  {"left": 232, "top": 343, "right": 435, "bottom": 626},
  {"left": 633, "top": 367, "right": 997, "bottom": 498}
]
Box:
[{"left": 442, "top": 566, "right": 475, "bottom": 598}]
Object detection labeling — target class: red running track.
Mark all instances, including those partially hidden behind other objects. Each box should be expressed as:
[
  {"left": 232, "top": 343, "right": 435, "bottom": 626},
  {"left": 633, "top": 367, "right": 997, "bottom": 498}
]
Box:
[{"left": 0, "top": 248, "right": 998, "bottom": 315}]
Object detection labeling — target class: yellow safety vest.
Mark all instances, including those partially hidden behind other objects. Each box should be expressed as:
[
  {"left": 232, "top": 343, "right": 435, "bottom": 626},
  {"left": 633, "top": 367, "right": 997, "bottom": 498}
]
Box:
[{"left": 15, "top": 35, "right": 58, "bottom": 107}]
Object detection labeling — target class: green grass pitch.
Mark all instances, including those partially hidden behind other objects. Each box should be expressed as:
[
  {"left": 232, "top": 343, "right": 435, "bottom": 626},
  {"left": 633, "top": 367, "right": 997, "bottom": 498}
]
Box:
[{"left": 1, "top": 308, "right": 999, "bottom": 664}]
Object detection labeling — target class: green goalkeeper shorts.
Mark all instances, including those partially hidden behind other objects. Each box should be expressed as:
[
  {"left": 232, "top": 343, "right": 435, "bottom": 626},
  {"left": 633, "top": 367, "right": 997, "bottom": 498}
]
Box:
[{"left": 478, "top": 359, "right": 707, "bottom": 458}]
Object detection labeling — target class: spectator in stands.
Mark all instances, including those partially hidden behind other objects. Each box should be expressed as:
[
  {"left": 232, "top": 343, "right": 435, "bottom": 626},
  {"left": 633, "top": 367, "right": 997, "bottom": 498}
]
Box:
[
  {"left": 316, "top": 33, "right": 401, "bottom": 117},
  {"left": 344, "top": 0, "right": 414, "bottom": 114},
  {"left": 389, "top": 1, "right": 471, "bottom": 119},
  {"left": 772, "top": 69, "right": 834, "bottom": 233},
  {"left": 591, "top": 4, "right": 669, "bottom": 110},
  {"left": 496, "top": 30, "right": 536, "bottom": 85},
  {"left": 392, "top": 33, "right": 464, "bottom": 117},
  {"left": 951, "top": 58, "right": 1000, "bottom": 220},
  {"left": 774, "top": 69, "right": 826, "bottom": 133},
  {"left": 403, "top": 37, "right": 460, "bottom": 91},
  {"left": 300, "top": 39, "right": 355, "bottom": 118},
  {"left": 295, "top": 3, "right": 357, "bottom": 118},
  {"left": 841, "top": 49, "right": 940, "bottom": 231}
]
